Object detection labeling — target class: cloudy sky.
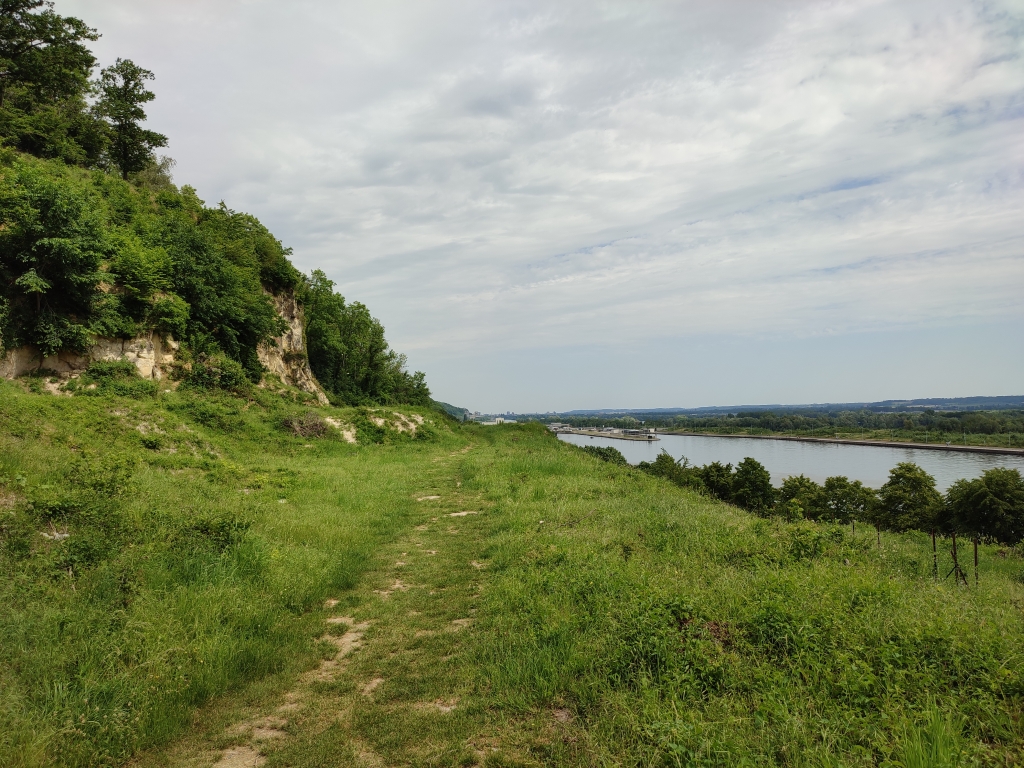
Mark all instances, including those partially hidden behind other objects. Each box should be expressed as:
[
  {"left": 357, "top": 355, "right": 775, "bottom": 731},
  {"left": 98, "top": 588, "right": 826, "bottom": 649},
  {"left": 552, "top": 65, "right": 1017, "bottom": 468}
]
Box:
[{"left": 63, "top": 0, "right": 1024, "bottom": 412}]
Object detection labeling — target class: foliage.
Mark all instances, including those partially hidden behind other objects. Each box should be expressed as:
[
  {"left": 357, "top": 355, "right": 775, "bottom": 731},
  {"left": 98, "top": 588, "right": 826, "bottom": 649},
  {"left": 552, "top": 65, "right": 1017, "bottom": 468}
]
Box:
[
  {"left": 96, "top": 58, "right": 166, "bottom": 179},
  {"left": 0, "top": 1, "right": 104, "bottom": 165},
  {"left": 874, "top": 462, "right": 941, "bottom": 533},
  {"left": 0, "top": 153, "right": 300, "bottom": 379},
  {"left": 580, "top": 444, "right": 628, "bottom": 465},
  {"left": 730, "top": 456, "right": 775, "bottom": 513},
  {"left": 776, "top": 474, "right": 825, "bottom": 520},
  {"left": 181, "top": 353, "right": 252, "bottom": 394},
  {"left": 300, "top": 269, "right": 431, "bottom": 406},
  {"left": 469, "top": 426, "right": 1024, "bottom": 766},
  {"left": 638, "top": 450, "right": 705, "bottom": 491},
  {"left": 943, "top": 468, "right": 1024, "bottom": 544}
]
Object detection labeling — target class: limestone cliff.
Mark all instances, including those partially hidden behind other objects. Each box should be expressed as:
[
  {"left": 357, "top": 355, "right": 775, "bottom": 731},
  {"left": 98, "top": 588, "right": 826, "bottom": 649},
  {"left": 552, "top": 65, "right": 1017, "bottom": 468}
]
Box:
[
  {"left": 1, "top": 291, "right": 329, "bottom": 404},
  {"left": 0, "top": 333, "right": 178, "bottom": 381},
  {"left": 257, "top": 292, "right": 329, "bottom": 405}
]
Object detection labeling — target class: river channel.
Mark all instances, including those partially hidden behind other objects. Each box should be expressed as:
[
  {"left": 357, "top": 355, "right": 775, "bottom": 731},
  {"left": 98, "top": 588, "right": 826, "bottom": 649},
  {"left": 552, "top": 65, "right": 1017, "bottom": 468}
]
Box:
[{"left": 557, "top": 433, "right": 1024, "bottom": 491}]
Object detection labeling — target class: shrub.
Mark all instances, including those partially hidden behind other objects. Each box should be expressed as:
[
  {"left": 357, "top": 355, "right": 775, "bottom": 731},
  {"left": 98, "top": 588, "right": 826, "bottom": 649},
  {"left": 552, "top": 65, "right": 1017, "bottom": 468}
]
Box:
[
  {"left": 580, "top": 445, "right": 628, "bottom": 465},
  {"left": 183, "top": 354, "right": 252, "bottom": 394},
  {"left": 282, "top": 411, "right": 328, "bottom": 438}
]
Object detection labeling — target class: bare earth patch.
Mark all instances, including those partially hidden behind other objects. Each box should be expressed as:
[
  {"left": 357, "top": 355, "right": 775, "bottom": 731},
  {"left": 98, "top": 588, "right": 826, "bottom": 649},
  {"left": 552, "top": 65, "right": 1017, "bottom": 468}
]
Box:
[
  {"left": 417, "top": 495, "right": 441, "bottom": 501},
  {"left": 213, "top": 745, "right": 265, "bottom": 768},
  {"left": 323, "top": 417, "right": 357, "bottom": 443},
  {"left": 448, "top": 511, "right": 478, "bottom": 517}
]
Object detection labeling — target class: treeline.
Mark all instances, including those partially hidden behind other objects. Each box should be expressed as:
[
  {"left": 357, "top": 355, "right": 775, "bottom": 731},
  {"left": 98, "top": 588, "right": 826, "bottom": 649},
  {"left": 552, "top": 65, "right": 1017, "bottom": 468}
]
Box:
[
  {"left": 553, "top": 409, "right": 1024, "bottom": 442},
  {"left": 580, "top": 446, "right": 1024, "bottom": 547},
  {"left": 0, "top": 2, "right": 429, "bottom": 406},
  {"left": 666, "top": 409, "right": 1024, "bottom": 437}
]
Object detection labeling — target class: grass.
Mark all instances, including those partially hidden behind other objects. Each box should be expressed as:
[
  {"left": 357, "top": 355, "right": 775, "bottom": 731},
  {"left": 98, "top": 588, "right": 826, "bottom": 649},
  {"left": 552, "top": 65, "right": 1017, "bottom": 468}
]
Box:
[{"left": 2, "top": 381, "right": 1024, "bottom": 766}]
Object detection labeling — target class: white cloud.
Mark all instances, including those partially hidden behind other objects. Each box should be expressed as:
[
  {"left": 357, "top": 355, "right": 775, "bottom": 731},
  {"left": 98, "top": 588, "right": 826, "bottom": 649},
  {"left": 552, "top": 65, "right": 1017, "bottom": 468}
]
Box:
[{"left": 61, "top": 0, "right": 1024, "bottom": 408}]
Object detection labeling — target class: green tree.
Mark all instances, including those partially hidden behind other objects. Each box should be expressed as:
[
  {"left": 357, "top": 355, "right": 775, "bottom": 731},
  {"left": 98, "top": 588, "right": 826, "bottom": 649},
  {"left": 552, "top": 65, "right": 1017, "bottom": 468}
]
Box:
[
  {"left": 875, "top": 462, "right": 941, "bottom": 533},
  {"left": 821, "top": 476, "right": 875, "bottom": 525},
  {"left": 697, "top": 461, "right": 734, "bottom": 501},
  {"left": 97, "top": 58, "right": 166, "bottom": 179},
  {"left": 300, "top": 269, "right": 431, "bottom": 405},
  {"left": 0, "top": 158, "right": 104, "bottom": 353},
  {"left": 731, "top": 457, "right": 775, "bottom": 513},
  {"left": 777, "top": 475, "right": 826, "bottom": 520},
  {"left": 0, "top": 1, "right": 104, "bottom": 163},
  {"left": 943, "top": 468, "right": 1024, "bottom": 545}
]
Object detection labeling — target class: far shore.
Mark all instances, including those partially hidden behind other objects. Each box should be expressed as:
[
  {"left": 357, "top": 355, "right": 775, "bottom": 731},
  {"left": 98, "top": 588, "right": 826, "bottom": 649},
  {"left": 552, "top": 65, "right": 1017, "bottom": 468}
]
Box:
[{"left": 656, "top": 431, "right": 1024, "bottom": 457}]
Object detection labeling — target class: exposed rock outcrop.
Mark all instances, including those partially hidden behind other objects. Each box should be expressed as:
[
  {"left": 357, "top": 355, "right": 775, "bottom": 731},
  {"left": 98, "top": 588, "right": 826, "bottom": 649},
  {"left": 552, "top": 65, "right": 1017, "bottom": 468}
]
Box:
[
  {"left": 1, "top": 291, "right": 329, "bottom": 404},
  {"left": 257, "top": 292, "right": 329, "bottom": 405},
  {"left": 0, "top": 333, "right": 178, "bottom": 381}
]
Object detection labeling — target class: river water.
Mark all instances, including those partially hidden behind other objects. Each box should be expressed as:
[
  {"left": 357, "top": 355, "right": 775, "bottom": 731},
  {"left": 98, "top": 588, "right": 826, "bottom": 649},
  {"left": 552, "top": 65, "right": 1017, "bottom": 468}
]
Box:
[{"left": 557, "top": 433, "right": 1024, "bottom": 491}]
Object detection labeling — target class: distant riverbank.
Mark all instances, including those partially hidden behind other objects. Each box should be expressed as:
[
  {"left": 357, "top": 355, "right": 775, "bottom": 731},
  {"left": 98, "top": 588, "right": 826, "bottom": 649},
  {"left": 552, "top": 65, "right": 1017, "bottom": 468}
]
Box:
[{"left": 659, "top": 431, "right": 1024, "bottom": 457}]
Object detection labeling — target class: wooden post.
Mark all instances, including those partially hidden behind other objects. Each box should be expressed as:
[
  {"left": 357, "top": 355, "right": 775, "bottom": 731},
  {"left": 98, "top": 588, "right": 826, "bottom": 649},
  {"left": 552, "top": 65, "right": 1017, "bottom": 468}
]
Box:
[
  {"left": 931, "top": 529, "right": 937, "bottom": 580},
  {"left": 876, "top": 526, "right": 880, "bottom": 548},
  {"left": 974, "top": 537, "right": 979, "bottom": 586}
]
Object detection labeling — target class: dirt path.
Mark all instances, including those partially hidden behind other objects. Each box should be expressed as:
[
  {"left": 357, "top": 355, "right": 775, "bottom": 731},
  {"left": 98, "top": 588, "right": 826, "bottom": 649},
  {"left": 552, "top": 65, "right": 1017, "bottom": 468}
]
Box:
[{"left": 145, "top": 443, "right": 521, "bottom": 768}]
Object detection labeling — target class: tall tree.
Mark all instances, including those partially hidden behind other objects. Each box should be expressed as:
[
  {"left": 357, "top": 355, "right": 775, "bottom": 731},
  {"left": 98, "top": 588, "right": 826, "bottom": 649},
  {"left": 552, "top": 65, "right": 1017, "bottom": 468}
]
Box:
[
  {"left": 0, "top": 1, "right": 97, "bottom": 107},
  {"left": 943, "top": 468, "right": 1024, "bottom": 545},
  {"left": 0, "top": 1, "right": 103, "bottom": 162},
  {"left": 874, "top": 462, "right": 941, "bottom": 533},
  {"left": 821, "top": 476, "right": 876, "bottom": 525},
  {"left": 97, "top": 58, "right": 166, "bottom": 179},
  {"left": 731, "top": 457, "right": 775, "bottom": 513}
]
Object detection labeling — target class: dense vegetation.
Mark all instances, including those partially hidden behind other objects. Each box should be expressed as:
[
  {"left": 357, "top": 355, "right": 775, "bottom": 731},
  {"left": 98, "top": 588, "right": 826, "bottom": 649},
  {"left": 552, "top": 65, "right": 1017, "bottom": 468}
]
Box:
[
  {"left": 0, "top": 1, "right": 429, "bottom": 405},
  {"left": 612, "top": 447, "right": 1024, "bottom": 559}
]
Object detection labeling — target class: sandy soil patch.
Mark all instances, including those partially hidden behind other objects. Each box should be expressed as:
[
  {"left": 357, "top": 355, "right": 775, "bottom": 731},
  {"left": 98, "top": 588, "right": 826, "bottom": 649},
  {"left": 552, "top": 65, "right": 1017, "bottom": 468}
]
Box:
[
  {"left": 361, "top": 677, "right": 384, "bottom": 696},
  {"left": 323, "top": 417, "right": 357, "bottom": 443},
  {"left": 213, "top": 745, "right": 265, "bottom": 767},
  {"left": 448, "top": 510, "right": 478, "bottom": 517}
]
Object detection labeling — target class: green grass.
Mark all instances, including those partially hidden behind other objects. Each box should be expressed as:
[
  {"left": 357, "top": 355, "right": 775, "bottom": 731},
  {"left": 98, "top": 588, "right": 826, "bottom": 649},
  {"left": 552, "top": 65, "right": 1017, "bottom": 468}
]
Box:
[
  {"left": 2, "top": 383, "right": 1024, "bottom": 766},
  {"left": 0, "top": 377, "right": 453, "bottom": 767}
]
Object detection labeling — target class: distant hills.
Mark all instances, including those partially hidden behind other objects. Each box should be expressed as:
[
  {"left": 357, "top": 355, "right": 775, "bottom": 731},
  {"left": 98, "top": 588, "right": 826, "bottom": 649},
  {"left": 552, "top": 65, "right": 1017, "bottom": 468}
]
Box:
[{"left": 541, "top": 396, "right": 1024, "bottom": 419}]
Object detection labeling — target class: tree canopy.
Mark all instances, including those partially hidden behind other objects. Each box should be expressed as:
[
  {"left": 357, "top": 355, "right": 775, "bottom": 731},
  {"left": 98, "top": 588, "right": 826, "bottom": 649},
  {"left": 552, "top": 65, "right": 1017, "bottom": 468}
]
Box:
[{"left": 0, "top": 4, "right": 433, "bottom": 405}]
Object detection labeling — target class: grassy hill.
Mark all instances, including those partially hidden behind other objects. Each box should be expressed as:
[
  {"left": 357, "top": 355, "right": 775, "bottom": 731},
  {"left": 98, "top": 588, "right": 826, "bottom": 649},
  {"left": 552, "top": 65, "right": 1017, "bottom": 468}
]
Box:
[{"left": 2, "top": 378, "right": 1023, "bottom": 767}]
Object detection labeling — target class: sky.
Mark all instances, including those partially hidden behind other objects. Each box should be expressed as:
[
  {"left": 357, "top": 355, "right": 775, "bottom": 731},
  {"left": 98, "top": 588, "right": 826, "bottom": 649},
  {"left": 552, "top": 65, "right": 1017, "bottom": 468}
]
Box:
[{"left": 62, "top": 0, "right": 1024, "bottom": 412}]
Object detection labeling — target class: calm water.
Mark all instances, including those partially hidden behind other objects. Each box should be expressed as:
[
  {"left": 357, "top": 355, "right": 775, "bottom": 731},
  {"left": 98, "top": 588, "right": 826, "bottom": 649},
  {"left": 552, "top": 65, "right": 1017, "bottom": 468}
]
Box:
[{"left": 558, "top": 433, "right": 1024, "bottom": 491}]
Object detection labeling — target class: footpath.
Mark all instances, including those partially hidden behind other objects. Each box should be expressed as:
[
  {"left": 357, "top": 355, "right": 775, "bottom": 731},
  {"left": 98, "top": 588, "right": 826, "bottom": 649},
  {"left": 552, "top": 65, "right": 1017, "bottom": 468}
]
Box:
[{"left": 134, "top": 442, "right": 545, "bottom": 768}]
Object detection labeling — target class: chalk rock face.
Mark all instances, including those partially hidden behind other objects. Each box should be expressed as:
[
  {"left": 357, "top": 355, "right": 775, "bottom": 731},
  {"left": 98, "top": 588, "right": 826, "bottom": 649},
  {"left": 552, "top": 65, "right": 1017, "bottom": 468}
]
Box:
[
  {"left": 1, "top": 291, "right": 328, "bottom": 402},
  {"left": 257, "top": 291, "right": 329, "bottom": 405},
  {"left": 0, "top": 333, "right": 179, "bottom": 380}
]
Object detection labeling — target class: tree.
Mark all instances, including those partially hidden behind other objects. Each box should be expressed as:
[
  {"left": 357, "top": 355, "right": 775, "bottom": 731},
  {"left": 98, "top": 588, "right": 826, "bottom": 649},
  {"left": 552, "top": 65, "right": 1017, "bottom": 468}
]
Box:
[
  {"left": 731, "top": 457, "right": 775, "bottom": 513},
  {"left": 776, "top": 475, "right": 825, "bottom": 520},
  {"left": 821, "top": 476, "right": 876, "bottom": 525},
  {"left": 697, "top": 461, "right": 733, "bottom": 501},
  {"left": 944, "top": 468, "right": 1024, "bottom": 545},
  {"left": 0, "top": 1, "right": 103, "bottom": 162},
  {"left": 97, "top": 58, "right": 166, "bottom": 179},
  {"left": 300, "top": 270, "right": 432, "bottom": 405},
  {"left": 874, "top": 462, "right": 940, "bottom": 533}
]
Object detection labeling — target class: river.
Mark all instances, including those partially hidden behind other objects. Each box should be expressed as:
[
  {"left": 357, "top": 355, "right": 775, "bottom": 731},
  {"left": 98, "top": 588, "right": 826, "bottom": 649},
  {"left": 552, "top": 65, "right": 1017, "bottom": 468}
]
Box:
[{"left": 557, "top": 433, "right": 1024, "bottom": 491}]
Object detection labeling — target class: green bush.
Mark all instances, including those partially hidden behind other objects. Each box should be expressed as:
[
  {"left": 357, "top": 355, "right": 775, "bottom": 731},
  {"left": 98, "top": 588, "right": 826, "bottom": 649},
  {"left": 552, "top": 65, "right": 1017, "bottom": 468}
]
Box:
[{"left": 183, "top": 354, "right": 252, "bottom": 394}]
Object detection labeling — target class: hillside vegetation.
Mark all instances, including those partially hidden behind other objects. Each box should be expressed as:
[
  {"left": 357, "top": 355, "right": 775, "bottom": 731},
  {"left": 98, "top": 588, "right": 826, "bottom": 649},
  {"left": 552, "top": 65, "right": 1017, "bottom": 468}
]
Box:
[
  {"left": 0, "top": 1, "right": 428, "bottom": 405},
  {"left": 2, "top": 378, "right": 1024, "bottom": 767}
]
